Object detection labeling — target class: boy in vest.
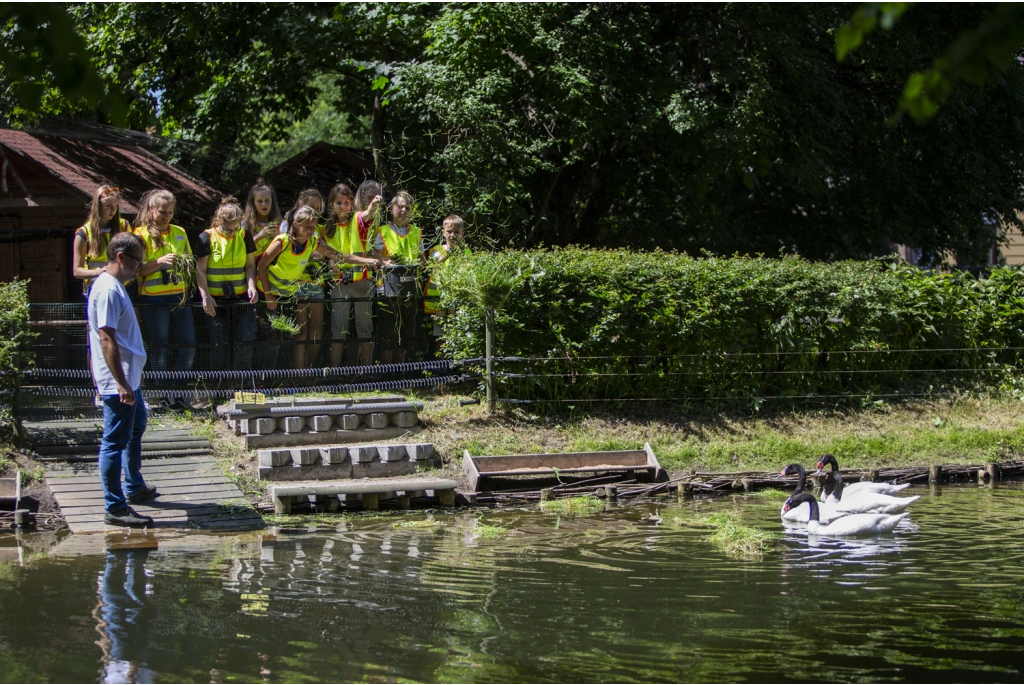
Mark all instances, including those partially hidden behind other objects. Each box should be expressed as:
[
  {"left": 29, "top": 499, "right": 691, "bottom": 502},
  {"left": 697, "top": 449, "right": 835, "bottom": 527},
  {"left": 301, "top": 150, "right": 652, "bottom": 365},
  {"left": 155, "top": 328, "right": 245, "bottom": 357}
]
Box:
[
  {"left": 424, "top": 215, "right": 468, "bottom": 338},
  {"left": 87, "top": 232, "right": 157, "bottom": 528}
]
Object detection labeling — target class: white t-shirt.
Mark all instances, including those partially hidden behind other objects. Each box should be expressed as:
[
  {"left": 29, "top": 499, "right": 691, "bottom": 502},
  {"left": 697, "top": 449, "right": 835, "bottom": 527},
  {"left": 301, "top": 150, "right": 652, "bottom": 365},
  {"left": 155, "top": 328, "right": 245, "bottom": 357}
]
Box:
[{"left": 88, "top": 272, "right": 147, "bottom": 395}]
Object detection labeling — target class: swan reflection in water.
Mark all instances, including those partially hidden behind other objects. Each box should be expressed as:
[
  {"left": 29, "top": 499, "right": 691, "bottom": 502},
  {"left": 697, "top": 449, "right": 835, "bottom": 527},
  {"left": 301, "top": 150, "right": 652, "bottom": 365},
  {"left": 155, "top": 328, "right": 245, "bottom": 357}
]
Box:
[{"left": 93, "top": 540, "right": 158, "bottom": 684}]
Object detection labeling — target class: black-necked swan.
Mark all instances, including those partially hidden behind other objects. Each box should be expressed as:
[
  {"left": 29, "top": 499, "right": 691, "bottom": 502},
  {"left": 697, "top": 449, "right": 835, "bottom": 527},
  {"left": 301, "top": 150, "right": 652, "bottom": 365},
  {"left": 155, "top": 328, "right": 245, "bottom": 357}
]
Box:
[
  {"left": 824, "top": 472, "right": 920, "bottom": 514},
  {"left": 783, "top": 492, "right": 908, "bottom": 536},
  {"left": 817, "top": 454, "right": 911, "bottom": 500},
  {"left": 779, "top": 464, "right": 847, "bottom": 524}
]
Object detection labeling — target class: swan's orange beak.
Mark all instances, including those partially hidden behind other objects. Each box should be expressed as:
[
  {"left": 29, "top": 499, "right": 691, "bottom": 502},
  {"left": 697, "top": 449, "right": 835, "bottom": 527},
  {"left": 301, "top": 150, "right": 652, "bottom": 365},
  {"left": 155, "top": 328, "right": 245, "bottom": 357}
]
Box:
[{"left": 782, "top": 502, "right": 791, "bottom": 512}]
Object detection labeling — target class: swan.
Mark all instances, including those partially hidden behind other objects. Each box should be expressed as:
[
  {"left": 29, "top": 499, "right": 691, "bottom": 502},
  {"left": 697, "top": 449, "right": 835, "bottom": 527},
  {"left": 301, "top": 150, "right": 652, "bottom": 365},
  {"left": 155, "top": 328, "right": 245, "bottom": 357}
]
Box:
[
  {"left": 824, "top": 472, "right": 919, "bottom": 515},
  {"left": 783, "top": 493, "right": 908, "bottom": 537},
  {"left": 779, "top": 464, "right": 848, "bottom": 525},
  {"left": 817, "top": 453, "right": 912, "bottom": 499}
]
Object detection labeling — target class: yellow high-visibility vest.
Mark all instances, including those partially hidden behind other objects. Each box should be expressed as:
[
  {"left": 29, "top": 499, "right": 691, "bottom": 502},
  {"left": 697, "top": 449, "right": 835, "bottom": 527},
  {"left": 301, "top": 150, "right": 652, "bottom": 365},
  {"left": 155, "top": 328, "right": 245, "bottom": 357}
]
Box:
[
  {"left": 78, "top": 218, "right": 131, "bottom": 293},
  {"left": 136, "top": 224, "right": 191, "bottom": 297},
  {"left": 423, "top": 244, "right": 470, "bottom": 314},
  {"left": 203, "top": 227, "right": 248, "bottom": 297},
  {"left": 380, "top": 223, "right": 421, "bottom": 265},
  {"left": 320, "top": 215, "right": 369, "bottom": 282},
  {"left": 258, "top": 234, "right": 318, "bottom": 296}
]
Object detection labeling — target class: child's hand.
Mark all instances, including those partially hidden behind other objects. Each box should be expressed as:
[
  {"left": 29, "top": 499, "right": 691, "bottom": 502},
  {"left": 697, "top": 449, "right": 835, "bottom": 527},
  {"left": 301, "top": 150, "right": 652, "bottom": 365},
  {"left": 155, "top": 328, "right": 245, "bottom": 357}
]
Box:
[
  {"left": 202, "top": 297, "right": 217, "bottom": 317},
  {"left": 266, "top": 295, "right": 278, "bottom": 312},
  {"left": 247, "top": 284, "right": 258, "bottom": 304}
]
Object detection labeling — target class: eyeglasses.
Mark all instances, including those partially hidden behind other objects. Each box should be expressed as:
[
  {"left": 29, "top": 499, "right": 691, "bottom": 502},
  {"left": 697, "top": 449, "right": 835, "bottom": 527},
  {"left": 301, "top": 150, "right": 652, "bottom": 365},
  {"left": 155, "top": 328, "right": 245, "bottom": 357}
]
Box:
[
  {"left": 100, "top": 187, "right": 120, "bottom": 198},
  {"left": 120, "top": 252, "right": 142, "bottom": 265}
]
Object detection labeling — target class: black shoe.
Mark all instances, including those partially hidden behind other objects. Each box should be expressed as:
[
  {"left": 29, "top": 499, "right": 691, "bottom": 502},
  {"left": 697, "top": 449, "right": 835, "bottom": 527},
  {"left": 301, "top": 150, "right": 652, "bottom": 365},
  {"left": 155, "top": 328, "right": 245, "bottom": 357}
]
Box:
[
  {"left": 127, "top": 484, "right": 159, "bottom": 504},
  {"left": 104, "top": 506, "right": 154, "bottom": 528}
]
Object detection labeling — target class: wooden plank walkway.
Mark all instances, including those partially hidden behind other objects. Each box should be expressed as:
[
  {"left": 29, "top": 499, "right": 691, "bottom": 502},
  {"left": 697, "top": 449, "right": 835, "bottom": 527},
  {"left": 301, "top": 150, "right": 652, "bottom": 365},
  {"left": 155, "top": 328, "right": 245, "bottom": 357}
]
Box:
[
  {"left": 25, "top": 417, "right": 212, "bottom": 461},
  {"left": 45, "top": 456, "right": 264, "bottom": 533}
]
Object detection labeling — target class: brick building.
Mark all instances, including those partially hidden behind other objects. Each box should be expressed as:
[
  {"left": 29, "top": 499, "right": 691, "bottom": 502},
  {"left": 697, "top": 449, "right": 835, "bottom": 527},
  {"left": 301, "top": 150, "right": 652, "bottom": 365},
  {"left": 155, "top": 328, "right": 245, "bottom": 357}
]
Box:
[{"left": 0, "top": 128, "right": 221, "bottom": 302}]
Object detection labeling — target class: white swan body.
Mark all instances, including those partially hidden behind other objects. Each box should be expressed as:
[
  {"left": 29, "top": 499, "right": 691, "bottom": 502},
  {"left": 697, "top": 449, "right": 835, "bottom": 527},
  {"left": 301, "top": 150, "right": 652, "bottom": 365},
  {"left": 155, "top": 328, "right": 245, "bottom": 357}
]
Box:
[
  {"left": 831, "top": 490, "right": 919, "bottom": 514},
  {"left": 820, "top": 481, "right": 910, "bottom": 501},
  {"left": 784, "top": 493, "right": 908, "bottom": 537},
  {"left": 781, "top": 499, "right": 848, "bottom": 524},
  {"left": 807, "top": 512, "right": 908, "bottom": 537}
]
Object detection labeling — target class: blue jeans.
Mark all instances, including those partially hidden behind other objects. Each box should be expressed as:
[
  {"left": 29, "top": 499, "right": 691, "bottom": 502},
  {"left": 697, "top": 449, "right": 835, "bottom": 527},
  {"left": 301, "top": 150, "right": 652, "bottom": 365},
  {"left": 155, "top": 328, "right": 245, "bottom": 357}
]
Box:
[
  {"left": 100, "top": 389, "right": 148, "bottom": 512},
  {"left": 204, "top": 301, "right": 256, "bottom": 370},
  {"left": 141, "top": 295, "right": 196, "bottom": 375}
]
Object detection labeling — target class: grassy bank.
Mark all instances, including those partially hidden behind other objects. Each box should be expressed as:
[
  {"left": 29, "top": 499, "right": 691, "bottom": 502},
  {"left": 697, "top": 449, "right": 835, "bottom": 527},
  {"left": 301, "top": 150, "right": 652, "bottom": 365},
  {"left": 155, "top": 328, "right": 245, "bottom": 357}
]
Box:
[{"left": 414, "top": 392, "right": 1024, "bottom": 475}]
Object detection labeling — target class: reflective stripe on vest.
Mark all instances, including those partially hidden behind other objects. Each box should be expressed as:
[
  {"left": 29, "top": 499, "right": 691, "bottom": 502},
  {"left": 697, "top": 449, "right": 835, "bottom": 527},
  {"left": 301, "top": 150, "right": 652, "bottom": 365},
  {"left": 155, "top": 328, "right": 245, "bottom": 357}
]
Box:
[
  {"left": 137, "top": 224, "right": 190, "bottom": 296},
  {"left": 203, "top": 228, "right": 247, "bottom": 297},
  {"left": 381, "top": 223, "right": 421, "bottom": 265},
  {"left": 320, "top": 216, "right": 368, "bottom": 282},
  {"left": 258, "top": 234, "right": 318, "bottom": 296}
]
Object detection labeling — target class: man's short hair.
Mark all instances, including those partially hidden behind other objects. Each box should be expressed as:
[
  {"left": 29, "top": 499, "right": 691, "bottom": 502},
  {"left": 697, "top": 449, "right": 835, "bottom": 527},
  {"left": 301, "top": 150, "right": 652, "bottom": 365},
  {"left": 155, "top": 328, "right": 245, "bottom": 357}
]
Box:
[{"left": 107, "top": 231, "right": 144, "bottom": 261}]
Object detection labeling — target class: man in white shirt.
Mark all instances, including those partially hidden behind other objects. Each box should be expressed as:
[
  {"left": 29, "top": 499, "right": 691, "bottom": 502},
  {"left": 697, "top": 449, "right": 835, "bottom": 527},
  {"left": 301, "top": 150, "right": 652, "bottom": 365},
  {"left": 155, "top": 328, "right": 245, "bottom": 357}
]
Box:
[{"left": 88, "top": 232, "right": 157, "bottom": 527}]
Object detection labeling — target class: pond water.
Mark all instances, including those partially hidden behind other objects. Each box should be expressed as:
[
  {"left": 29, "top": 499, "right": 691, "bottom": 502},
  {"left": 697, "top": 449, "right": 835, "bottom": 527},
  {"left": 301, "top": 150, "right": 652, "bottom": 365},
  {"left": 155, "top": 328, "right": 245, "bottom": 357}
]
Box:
[{"left": 1, "top": 483, "right": 1023, "bottom": 683}]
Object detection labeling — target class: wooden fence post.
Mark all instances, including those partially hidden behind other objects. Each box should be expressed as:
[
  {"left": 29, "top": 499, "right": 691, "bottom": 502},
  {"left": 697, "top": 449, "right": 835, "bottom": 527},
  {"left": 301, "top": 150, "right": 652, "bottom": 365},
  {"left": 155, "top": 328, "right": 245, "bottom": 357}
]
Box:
[{"left": 485, "top": 308, "right": 495, "bottom": 414}]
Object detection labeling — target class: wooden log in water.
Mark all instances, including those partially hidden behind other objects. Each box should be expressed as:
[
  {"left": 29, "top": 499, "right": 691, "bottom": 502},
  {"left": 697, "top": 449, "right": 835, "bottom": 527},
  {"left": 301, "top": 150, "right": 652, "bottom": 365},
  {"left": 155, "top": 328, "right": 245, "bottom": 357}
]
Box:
[
  {"left": 987, "top": 462, "right": 1000, "bottom": 482},
  {"left": 929, "top": 464, "right": 942, "bottom": 483}
]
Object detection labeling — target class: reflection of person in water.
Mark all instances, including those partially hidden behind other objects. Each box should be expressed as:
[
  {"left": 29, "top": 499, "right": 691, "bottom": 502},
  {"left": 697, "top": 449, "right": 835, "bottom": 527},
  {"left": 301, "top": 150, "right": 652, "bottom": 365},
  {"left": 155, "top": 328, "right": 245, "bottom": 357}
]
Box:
[{"left": 93, "top": 547, "right": 158, "bottom": 683}]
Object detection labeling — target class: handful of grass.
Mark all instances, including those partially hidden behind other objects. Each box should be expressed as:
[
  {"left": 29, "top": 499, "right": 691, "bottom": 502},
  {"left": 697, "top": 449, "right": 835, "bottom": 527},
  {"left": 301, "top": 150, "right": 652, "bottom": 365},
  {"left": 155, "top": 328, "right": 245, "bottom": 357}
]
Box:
[
  {"left": 169, "top": 253, "right": 197, "bottom": 308},
  {"left": 443, "top": 256, "right": 533, "bottom": 312},
  {"left": 268, "top": 313, "right": 301, "bottom": 335}
]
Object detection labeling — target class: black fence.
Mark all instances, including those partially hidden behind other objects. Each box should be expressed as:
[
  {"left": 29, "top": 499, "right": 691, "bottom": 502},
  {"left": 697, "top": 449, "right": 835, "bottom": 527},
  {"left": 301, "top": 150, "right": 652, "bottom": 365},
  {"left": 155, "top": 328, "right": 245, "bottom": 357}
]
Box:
[{"left": 26, "top": 297, "right": 470, "bottom": 398}]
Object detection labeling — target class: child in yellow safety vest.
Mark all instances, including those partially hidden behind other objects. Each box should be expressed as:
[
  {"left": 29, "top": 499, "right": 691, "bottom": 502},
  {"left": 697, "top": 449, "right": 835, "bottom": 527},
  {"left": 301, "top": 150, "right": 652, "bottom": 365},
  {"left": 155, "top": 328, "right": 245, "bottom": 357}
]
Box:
[
  {"left": 424, "top": 215, "right": 469, "bottom": 342},
  {"left": 320, "top": 183, "right": 382, "bottom": 367},
  {"left": 242, "top": 177, "right": 281, "bottom": 264},
  {"left": 134, "top": 189, "right": 195, "bottom": 401},
  {"left": 258, "top": 205, "right": 381, "bottom": 369},
  {"left": 196, "top": 197, "right": 258, "bottom": 371},
  {"left": 72, "top": 185, "right": 132, "bottom": 297},
  {"left": 375, "top": 190, "right": 424, "bottom": 364},
  {"left": 278, "top": 188, "right": 327, "bottom": 365}
]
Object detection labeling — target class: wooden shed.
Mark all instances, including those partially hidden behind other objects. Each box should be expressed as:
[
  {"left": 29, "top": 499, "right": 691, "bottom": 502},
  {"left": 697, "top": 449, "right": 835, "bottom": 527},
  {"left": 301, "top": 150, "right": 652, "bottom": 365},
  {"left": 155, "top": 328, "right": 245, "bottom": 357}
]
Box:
[
  {"left": 264, "top": 142, "right": 375, "bottom": 207},
  {"left": 0, "top": 128, "right": 222, "bottom": 302}
]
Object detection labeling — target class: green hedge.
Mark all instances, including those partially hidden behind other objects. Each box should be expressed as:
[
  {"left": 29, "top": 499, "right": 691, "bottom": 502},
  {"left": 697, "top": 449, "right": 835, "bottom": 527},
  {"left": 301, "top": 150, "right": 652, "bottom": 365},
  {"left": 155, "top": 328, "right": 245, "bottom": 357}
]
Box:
[
  {"left": 0, "top": 280, "right": 33, "bottom": 438},
  {"left": 437, "top": 249, "right": 1024, "bottom": 405}
]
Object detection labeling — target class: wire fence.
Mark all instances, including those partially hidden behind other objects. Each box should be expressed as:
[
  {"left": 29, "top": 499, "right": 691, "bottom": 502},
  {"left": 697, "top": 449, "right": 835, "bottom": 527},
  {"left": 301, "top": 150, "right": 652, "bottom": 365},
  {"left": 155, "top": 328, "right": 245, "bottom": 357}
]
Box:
[
  {"left": 484, "top": 346, "right": 1024, "bottom": 408},
  {"left": 23, "top": 299, "right": 475, "bottom": 406}
]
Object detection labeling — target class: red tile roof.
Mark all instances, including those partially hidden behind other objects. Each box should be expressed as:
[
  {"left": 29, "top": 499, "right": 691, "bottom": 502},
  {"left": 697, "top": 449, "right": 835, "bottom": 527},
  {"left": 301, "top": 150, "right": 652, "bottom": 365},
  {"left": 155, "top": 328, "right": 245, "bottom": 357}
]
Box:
[{"left": 0, "top": 128, "right": 222, "bottom": 224}]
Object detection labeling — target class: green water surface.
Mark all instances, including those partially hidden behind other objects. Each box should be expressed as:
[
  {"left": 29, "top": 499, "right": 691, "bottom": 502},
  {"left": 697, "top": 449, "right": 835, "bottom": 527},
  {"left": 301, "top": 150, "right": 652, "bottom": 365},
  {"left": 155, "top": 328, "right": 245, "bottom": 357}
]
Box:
[{"left": 0, "top": 483, "right": 1022, "bottom": 683}]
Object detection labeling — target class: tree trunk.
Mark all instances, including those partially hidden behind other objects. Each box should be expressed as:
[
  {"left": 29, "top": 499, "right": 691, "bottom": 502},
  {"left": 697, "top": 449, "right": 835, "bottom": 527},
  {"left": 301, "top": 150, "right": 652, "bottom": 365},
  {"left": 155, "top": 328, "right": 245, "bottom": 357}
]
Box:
[{"left": 371, "top": 91, "right": 396, "bottom": 188}]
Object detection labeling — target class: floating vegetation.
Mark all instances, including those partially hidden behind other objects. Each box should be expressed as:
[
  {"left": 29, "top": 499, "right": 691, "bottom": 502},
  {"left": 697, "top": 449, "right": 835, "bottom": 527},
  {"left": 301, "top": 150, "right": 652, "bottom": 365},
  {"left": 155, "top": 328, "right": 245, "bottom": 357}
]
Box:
[
  {"left": 699, "top": 511, "right": 778, "bottom": 559},
  {"left": 268, "top": 313, "right": 301, "bottom": 335},
  {"left": 749, "top": 488, "right": 792, "bottom": 501},
  {"left": 472, "top": 521, "right": 510, "bottom": 539},
  {"left": 394, "top": 519, "right": 444, "bottom": 530},
  {"left": 540, "top": 495, "right": 604, "bottom": 517},
  {"left": 169, "top": 252, "right": 197, "bottom": 308}
]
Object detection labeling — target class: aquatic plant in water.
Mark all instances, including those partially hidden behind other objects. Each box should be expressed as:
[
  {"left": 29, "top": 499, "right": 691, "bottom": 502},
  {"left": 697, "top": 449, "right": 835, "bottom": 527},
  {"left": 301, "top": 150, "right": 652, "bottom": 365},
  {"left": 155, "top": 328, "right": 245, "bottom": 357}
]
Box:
[
  {"left": 540, "top": 495, "right": 604, "bottom": 516},
  {"left": 472, "top": 521, "right": 510, "bottom": 538},
  {"left": 699, "top": 511, "right": 778, "bottom": 558}
]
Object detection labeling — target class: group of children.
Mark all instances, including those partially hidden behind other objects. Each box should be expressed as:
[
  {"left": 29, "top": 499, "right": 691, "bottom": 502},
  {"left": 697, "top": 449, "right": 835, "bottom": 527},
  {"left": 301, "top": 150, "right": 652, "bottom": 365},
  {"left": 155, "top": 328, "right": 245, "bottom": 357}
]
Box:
[{"left": 72, "top": 179, "right": 468, "bottom": 385}]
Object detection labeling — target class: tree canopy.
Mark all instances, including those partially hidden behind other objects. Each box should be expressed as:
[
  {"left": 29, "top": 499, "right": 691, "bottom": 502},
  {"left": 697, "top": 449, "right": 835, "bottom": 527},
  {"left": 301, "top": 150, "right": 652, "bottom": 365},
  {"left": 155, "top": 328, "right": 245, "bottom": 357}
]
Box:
[{"left": 3, "top": 2, "right": 1024, "bottom": 264}]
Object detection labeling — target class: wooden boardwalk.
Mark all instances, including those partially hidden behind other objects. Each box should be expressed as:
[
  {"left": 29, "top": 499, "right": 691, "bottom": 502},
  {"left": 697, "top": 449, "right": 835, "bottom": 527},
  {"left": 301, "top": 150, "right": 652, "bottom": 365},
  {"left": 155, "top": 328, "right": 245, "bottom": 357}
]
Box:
[
  {"left": 25, "top": 417, "right": 212, "bottom": 461},
  {"left": 45, "top": 456, "right": 264, "bottom": 533}
]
